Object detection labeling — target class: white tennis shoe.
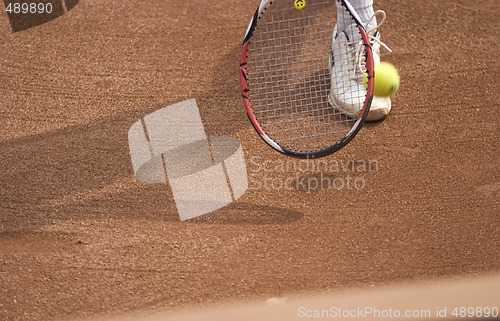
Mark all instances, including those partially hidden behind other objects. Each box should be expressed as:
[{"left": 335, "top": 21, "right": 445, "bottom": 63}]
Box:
[
  {"left": 328, "top": 23, "right": 367, "bottom": 118},
  {"left": 329, "top": 11, "right": 392, "bottom": 121}
]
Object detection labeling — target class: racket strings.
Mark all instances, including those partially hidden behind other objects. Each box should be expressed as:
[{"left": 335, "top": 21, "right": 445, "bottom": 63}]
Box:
[{"left": 246, "top": 0, "right": 366, "bottom": 153}]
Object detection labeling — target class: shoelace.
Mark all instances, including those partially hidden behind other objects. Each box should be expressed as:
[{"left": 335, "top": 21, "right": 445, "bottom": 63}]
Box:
[{"left": 347, "top": 10, "right": 392, "bottom": 82}]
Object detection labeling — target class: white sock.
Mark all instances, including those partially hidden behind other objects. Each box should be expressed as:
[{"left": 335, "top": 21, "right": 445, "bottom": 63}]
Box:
[{"left": 336, "top": 0, "right": 377, "bottom": 32}]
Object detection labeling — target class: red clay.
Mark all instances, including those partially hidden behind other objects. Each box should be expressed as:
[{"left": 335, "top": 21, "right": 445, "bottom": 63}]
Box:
[{"left": 0, "top": 1, "right": 498, "bottom": 320}]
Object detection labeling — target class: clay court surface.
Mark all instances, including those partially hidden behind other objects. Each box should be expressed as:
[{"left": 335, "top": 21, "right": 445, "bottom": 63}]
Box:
[{"left": 0, "top": 0, "right": 499, "bottom": 320}]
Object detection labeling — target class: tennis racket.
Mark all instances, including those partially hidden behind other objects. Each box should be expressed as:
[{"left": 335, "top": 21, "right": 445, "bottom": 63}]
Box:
[{"left": 240, "top": 0, "right": 374, "bottom": 158}]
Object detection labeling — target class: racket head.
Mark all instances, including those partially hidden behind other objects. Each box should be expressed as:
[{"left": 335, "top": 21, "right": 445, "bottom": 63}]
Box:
[{"left": 240, "top": 0, "right": 374, "bottom": 158}]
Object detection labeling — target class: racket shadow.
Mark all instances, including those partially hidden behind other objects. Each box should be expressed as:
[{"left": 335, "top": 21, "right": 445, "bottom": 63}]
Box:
[{"left": 187, "top": 202, "right": 304, "bottom": 225}]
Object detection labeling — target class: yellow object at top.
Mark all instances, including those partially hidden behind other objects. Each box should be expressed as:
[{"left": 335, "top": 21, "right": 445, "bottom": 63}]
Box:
[{"left": 294, "top": 0, "right": 306, "bottom": 10}]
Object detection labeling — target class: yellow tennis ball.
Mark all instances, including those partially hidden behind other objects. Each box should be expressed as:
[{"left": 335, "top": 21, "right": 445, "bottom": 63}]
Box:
[
  {"left": 364, "top": 62, "right": 400, "bottom": 97},
  {"left": 374, "top": 62, "right": 399, "bottom": 97}
]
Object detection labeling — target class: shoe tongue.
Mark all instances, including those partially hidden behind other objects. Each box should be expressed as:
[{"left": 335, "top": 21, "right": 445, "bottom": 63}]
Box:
[{"left": 344, "top": 24, "right": 362, "bottom": 43}]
